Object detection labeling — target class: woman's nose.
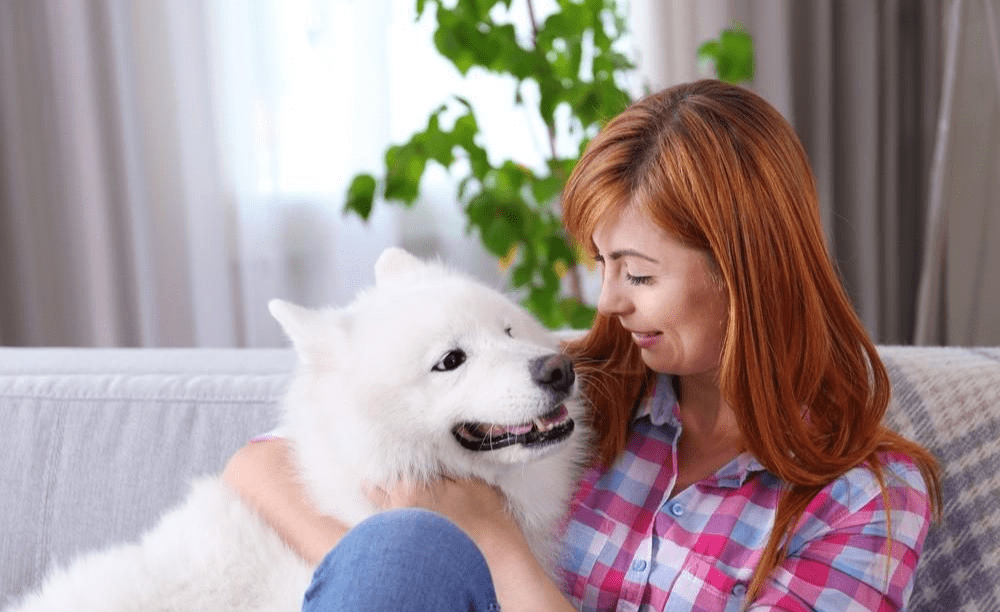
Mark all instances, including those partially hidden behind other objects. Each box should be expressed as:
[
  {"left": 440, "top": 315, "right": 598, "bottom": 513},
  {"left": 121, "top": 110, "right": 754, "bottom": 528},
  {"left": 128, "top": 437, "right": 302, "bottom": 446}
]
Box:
[{"left": 597, "top": 278, "right": 631, "bottom": 317}]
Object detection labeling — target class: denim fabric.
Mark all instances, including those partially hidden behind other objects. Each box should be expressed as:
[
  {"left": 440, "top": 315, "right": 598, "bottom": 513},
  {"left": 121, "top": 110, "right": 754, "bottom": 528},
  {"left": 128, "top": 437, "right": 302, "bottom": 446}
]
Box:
[{"left": 302, "top": 508, "right": 501, "bottom": 612}]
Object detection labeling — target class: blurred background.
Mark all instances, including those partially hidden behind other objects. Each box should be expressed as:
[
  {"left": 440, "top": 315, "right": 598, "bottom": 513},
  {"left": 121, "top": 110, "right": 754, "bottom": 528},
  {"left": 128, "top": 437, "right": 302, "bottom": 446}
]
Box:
[{"left": 0, "top": 0, "right": 996, "bottom": 348}]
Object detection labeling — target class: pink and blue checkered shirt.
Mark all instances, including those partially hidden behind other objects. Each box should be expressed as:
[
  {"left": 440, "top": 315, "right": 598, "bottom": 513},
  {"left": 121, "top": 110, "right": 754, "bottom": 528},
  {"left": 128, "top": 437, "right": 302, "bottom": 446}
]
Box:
[{"left": 559, "top": 374, "right": 932, "bottom": 612}]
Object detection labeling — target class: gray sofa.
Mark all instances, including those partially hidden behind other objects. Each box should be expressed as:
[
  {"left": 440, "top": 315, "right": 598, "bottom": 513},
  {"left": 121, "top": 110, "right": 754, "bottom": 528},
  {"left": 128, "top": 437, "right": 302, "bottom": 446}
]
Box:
[{"left": 1, "top": 346, "right": 998, "bottom": 611}]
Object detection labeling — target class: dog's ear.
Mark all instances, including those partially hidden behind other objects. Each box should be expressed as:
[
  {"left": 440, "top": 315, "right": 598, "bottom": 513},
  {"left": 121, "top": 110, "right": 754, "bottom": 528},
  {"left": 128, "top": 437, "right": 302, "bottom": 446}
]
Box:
[
  {"left": 374, "top": 247, "right": 428, "bottom": 285},
  {"left": 268, "top": 299, "right": 346, "bottom": 366}
]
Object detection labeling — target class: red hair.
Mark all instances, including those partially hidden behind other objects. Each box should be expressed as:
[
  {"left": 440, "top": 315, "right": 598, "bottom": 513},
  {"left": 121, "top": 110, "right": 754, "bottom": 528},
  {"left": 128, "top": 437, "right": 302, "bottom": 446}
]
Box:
[{"left": 561, "top": 80, "right": 940, "bottom": 599}]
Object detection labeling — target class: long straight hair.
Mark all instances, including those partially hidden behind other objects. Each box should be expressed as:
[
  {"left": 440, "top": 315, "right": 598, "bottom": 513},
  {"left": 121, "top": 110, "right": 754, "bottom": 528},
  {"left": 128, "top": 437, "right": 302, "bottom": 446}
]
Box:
[{"left": 561, "top": 80, "right": 940, "bottom": 599}]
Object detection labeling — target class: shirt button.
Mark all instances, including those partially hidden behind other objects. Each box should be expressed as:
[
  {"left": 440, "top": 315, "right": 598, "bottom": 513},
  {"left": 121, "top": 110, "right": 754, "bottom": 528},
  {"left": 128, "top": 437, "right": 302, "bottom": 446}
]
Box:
[
  {"left": 731, "top": 583, "right": 747, "bottom": 597},
  {"left": 669, "top": 502, "right": 685, "bottom": 516},
  {"left": 631, "top": 559, "right": 648, "bottom": 572}
]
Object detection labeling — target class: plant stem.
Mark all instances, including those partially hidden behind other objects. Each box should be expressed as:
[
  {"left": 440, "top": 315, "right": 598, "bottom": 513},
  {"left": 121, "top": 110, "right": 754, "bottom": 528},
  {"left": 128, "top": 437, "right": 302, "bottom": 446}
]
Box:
[
  {"left": 525, "top": 0, "right": 583, "bottom": 306},
  {"left": 525, "top": 0, "right": 560, "bottom": 163},
  {"left": 525, "top": 0, "right": 540, "bottom": 43},
  {"left": 567, "top": 261, "right": 584, "bottom": 305}
]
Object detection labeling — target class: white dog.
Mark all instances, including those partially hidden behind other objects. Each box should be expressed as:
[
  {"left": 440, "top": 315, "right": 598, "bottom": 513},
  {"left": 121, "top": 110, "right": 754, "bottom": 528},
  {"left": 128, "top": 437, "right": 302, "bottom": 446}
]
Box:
[{"left": 9, "top": 248, "right": 591, "bottom": 612}]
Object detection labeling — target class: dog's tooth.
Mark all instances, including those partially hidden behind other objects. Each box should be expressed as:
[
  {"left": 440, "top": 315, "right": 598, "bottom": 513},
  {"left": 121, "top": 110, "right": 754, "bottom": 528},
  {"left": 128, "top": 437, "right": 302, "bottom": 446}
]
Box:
[{"left": 459, "top": 425, "right": 482, "bottom": 441}]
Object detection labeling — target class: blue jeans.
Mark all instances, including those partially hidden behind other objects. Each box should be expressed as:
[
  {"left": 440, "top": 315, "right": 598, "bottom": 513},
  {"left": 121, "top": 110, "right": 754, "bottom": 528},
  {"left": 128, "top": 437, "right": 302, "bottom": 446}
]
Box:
[{"left": 302, "top": 508, "right": 502, "bottom": 611}]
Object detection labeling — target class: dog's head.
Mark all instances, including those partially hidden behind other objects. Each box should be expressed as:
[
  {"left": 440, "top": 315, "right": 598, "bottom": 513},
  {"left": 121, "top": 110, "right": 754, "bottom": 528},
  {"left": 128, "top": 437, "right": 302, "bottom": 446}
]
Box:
[{"left": 270, "top": 248, "right": 585, "bottom": 478}]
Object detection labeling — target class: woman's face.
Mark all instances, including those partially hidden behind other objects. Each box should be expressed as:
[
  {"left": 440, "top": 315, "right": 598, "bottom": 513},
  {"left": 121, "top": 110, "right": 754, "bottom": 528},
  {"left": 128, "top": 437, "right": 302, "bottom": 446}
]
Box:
[{"left": 592, "top": 205, "right": 728, "bottom": 378}]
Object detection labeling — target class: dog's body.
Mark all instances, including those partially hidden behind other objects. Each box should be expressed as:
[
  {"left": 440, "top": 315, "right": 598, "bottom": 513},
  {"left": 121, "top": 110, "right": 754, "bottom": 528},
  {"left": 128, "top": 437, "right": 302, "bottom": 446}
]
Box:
[{"left": 10, "top": 248, "right": 591, "bottom": 612}]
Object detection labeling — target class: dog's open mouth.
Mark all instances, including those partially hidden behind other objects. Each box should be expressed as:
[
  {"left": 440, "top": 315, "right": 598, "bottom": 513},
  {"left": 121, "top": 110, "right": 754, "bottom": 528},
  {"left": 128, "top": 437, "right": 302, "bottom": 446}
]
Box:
[{"left": 452, "top": 405, "right": 575, "bottom": 452}]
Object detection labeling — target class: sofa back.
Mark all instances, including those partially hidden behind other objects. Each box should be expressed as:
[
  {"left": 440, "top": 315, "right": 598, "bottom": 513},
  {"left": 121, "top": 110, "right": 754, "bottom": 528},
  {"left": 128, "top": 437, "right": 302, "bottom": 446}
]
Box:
[{"left": 1, "top": 346, "right": 998, "bottom": 611}]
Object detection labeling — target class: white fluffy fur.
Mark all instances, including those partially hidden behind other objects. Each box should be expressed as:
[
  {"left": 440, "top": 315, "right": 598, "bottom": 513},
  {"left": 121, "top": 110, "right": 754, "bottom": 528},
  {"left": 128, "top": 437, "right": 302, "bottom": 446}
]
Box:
[{"left": 10, "top": 248, "right": 591, "bottom": 612}]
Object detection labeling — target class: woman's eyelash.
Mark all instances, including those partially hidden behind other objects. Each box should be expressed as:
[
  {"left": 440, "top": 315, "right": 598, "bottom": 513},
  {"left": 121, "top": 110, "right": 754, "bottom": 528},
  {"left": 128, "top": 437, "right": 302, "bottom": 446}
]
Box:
[{"left": 626, "top": 274, "right": 653, "bottom": 286}]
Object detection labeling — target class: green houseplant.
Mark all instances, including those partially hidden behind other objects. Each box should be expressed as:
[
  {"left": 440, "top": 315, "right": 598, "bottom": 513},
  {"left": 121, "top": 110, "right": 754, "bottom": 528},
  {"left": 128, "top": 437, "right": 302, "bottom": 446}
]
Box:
[{"left": 345, "top": 0, "right": 753, "bottom": 328}]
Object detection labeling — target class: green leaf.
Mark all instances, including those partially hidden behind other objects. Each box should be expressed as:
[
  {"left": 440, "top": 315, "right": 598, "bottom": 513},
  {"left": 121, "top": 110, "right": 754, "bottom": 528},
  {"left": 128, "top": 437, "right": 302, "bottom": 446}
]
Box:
[
  {"left": 525, "top": 285, "right": 561, "bottom": 328},
  {"left": 698, "top": 27, "right": 755, "bottom": 83},
  {"left": 451, "top": 112, "right": 479, "bottom": 147},
  {"left": 547, "top": 234, "right": 575, "bottom": 264},
  {"left": 464, "top": 192, "right": 492, "bottom": 229},
  {"left": 421, "top": 114, "right": 457, "bottom": 167},
  {"left": 383, "top": 144, "right": 427, "bottom": 204},
  {"left": 511, "top": 262, "right": 533, "bottom": 288},
  {"left": 530, "top": 173, "right": 564, "bottom": 207},
  {"left": 434, "top": 28, "right": 477, "bottom": 75},
  {"left": 484, "top": 214, "right": 520, "bottom": 257},
  {"left": 561, "top": 297, "right": 596, "bottom": 329},
  {"left": 344, "top": 173, "right": 376, "bottom": 219}
]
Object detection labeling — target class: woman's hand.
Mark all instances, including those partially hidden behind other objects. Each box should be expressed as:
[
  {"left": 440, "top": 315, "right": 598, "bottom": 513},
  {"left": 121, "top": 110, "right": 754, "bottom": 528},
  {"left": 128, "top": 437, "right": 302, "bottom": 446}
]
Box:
[
  {"left": 369, "top": 477, "right": 577, "bottom": 612},
  {"left": 367, "top": 477, "right": 518, "bottom": 547}
]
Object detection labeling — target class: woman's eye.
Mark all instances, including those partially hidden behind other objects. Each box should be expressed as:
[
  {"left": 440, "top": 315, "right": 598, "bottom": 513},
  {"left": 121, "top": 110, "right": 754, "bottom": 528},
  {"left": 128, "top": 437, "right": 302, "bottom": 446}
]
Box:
[
  {"left": 626, "top": 274, "right": 653, "bottom": 286},
  {"left": 432, "top": 349, "right": 467, "bottom": 372}
]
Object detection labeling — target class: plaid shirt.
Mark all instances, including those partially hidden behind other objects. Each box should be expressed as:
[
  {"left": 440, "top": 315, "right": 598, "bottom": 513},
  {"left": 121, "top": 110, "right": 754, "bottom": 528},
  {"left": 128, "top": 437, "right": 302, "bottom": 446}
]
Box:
[{"left": 559, "top": 375, "right": 932, "bottom": 612}]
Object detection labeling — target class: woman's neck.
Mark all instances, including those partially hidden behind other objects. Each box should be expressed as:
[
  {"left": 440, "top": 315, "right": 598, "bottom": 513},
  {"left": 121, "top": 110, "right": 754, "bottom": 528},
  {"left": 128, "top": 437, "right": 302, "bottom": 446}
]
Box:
[{"left": 671, "top": 373, "right": 744, "bottom": 496}]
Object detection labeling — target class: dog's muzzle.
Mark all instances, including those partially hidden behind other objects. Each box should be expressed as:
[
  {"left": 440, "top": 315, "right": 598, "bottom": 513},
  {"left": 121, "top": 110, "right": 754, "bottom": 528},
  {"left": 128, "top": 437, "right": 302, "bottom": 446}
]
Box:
[{"left": 452, "top": 353, "right": 577, "bottom": 452}]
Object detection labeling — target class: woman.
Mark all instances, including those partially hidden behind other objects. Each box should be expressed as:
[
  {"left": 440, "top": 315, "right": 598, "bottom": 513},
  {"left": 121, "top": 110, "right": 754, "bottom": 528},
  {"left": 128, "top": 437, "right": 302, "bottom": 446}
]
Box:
[{"left": 225, "top": 79, "right": 941, "bottom": 611}]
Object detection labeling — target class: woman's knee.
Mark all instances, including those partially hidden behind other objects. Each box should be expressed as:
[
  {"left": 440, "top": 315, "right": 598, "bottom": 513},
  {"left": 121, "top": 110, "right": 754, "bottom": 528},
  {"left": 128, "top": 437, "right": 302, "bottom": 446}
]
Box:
[
  {"left": 340, "top": 507, "right": 479, "bottom": 559},
  {"left": 303, "top": 508, "right": 499, "bottom": 612}
]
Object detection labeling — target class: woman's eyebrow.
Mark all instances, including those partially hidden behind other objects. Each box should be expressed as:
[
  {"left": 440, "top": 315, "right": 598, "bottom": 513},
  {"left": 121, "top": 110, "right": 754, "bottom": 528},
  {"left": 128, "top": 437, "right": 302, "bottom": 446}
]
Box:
[{"left": 595, "top": 249, "right": 659, "bottom": 264}]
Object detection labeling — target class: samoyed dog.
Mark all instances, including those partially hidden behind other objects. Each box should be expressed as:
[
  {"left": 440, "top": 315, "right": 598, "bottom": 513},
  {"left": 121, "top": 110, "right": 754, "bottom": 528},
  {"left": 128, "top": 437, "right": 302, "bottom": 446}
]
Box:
[{"left": 9, "top": 248, "right": 591, "bottom": 612}]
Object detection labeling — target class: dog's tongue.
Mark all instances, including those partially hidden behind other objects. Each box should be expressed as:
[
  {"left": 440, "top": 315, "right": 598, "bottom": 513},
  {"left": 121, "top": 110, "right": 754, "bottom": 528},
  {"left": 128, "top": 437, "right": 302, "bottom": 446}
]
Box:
[{"left": 537, "top": 405, "right": 569, "bottom": 428}]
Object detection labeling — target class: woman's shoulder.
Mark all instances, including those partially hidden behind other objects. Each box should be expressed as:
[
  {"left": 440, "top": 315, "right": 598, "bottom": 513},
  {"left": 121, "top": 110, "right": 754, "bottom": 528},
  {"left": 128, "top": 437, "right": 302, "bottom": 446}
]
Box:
[
  {"left": 789, "top": 451, "right": 932, "bottom": 553},
  {"left": 829, "top": 451, "right": 928, "bottom": 508}
]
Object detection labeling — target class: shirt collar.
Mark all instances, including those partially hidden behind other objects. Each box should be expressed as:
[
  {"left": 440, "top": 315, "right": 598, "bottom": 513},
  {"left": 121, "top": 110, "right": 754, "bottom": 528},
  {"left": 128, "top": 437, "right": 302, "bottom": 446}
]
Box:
[
  {"left": 633, "top": 373, "right": 679, "bottom": 427},
  {"left": 633, "top": 373, "right": 770, "bottom": 488},
  {"left": 708, "top": 452, "right": 769, "bottom": 488}
]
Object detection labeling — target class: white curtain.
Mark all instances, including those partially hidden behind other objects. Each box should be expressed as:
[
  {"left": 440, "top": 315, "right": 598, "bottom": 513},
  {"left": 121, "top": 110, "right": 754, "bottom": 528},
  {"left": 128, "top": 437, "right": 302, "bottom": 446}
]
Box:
[
  {"left": 208, "top": 0, "right": 403, "bottom": 347},
  {"left": 0, "top": 0, "right": 511, "bottom": 347},
  {"left": 915, "top": 0, "right": 1000, "bottom": 345},
  {"left": 1, "top": 0, "right": 997, "bottom": 347},
  {"left": 0, "top": 1, "right": 242, "bottom": 346}
]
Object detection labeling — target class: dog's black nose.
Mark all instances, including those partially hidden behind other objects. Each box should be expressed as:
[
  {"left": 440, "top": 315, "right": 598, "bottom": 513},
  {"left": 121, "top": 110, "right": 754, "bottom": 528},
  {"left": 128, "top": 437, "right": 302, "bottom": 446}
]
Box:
[{"left": 530, "top": 354, "right": 575, "bottom": 396}]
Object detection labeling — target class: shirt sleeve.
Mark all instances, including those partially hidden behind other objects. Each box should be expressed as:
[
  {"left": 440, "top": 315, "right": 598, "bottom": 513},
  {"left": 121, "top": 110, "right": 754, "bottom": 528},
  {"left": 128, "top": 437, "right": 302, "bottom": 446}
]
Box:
[{"left": 748, "top": 458, "right": 933, "bottom": 611}]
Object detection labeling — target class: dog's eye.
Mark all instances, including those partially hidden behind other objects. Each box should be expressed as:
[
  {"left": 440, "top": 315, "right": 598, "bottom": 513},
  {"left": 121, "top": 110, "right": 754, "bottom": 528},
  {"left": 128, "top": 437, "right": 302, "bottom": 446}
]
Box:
[
  {"left": 504, "top": 326, "right": 513, "bottom": 338},
  {"left": 432, "top": 349, "right": 467, "bottom": 372}
]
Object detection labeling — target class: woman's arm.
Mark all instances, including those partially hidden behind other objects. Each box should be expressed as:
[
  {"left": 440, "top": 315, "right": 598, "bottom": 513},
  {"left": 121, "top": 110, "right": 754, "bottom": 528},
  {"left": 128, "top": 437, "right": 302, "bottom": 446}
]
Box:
[
  {"left": 222, "top": 438, "right": 348, "bottom": 566},
  {"left": 224, "top": 439, "right": 577, "bottom": 610}
]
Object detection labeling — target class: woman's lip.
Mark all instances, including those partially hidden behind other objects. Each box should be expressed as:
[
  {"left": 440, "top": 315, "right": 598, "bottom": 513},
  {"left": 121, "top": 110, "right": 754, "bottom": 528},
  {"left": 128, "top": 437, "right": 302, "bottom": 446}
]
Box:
[{"left": 631, "top": 331, "right": 661, "bottom": 348}]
